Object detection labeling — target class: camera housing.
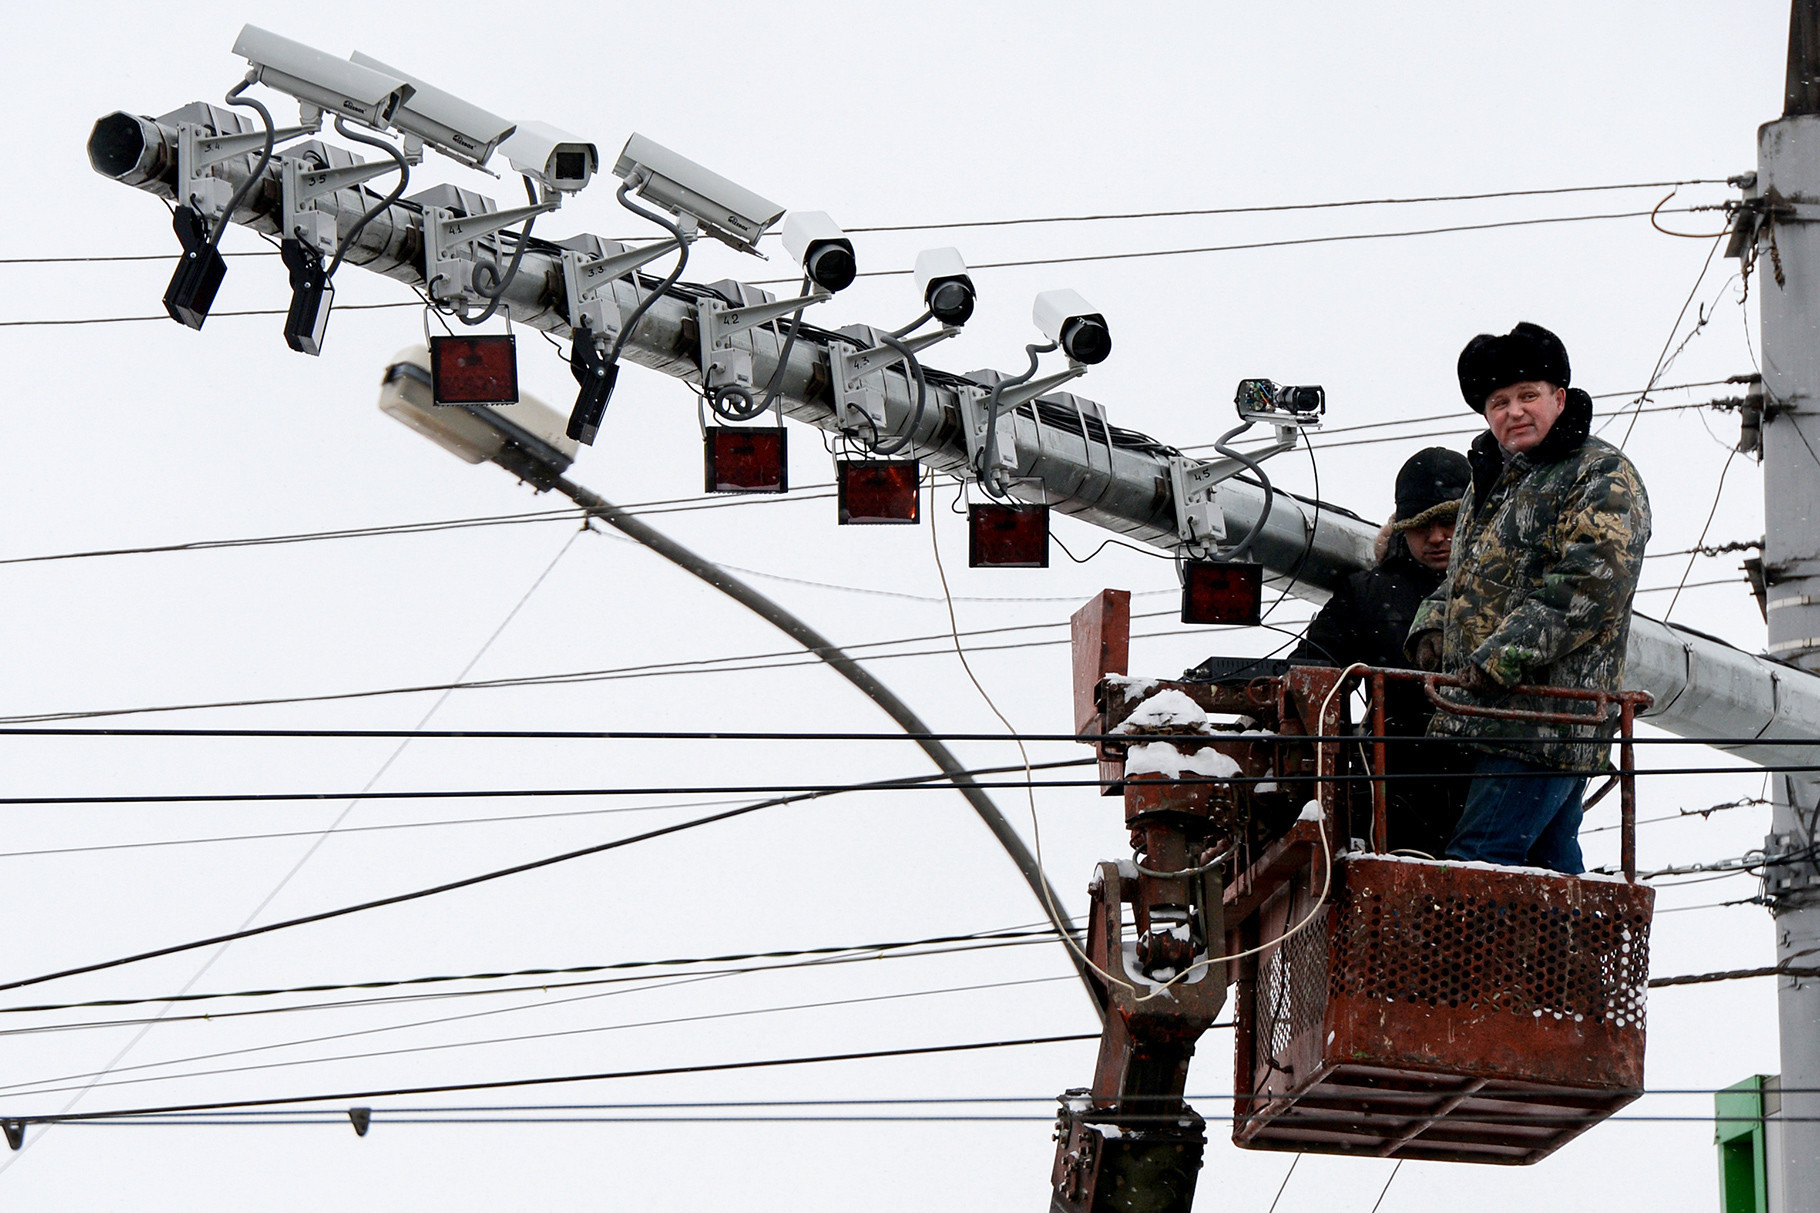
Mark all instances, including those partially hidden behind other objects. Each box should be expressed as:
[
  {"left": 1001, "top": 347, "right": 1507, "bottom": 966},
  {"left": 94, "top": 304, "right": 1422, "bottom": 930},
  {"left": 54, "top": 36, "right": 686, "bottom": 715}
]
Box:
[
  {"left": 348, "top": 52, "right": 515, "bottom": 168},
  {"left": 499, "top": 121, "right": 598, "bottom": 194},
  {"left": 1032, "top": 289, "right": 1111, "bottom": 365},
  {"left": 233, "top": 25, "right": 414, "bottom": 129},
  {"left": 613, "top": 133, "right": 784, "bottom": 253},
  {"left": 914, "top": 247, "right": 976, "bottom": 326},
  {"left": 781, "top": 212, "right": 856, "bottom": 293},
  {"left": 1235, "top": 378, "right": 1325, "bottom": 420}
]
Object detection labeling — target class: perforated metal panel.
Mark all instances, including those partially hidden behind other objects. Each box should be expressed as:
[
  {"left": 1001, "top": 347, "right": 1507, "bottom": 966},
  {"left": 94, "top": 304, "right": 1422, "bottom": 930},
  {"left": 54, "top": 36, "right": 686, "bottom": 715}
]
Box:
[
  {"left": 1332, "top": 876, "right": 1650, "bottom": 1029},
  {"left": 1234, "top": 856, "right": 1654, "bottom": 1165},
  {"left": 1255, "top": 909, "right": 1328, "bottom": 1079}
]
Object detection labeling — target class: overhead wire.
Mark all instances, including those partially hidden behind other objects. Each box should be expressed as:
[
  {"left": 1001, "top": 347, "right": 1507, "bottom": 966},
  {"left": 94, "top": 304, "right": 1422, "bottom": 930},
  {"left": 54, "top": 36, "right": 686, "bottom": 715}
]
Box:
[
  {"left": 1583, "top": 795, "right": 1768, "bottom": 835},
  {"left": 0, "top": 503, "right": 1190, "bottom": 605},
  {"left": 1664, "top": 448, "right": 1739, "bottom": 621},
  {"left": 0, "top": 932, "right": 1077, "bottom": 1042},
  {"left": 0, "top": 725, "right": 1793, "bottom": 747},
  {"left": 749, "top": 206, "right": 1708, "bottom": 286},
  {"left": 1, "top": 207, "right": 1710, "bottom": 328},
  {"left": 1637, "top": 576, "right": 1747, "bottom": 596},
  {"left": 0, "top": 758, "right": 1112, "bottom": 995},
  {"left": 39, "top": 763, "right": 1805, "bottom": 800},
  {"left": 0, "top": 177, "right": 1729, "bottom": 267},
  {"left": 1368, "top": 1160, "right": 1403, "bottom": 1213},
  {"left": 50, "top": 1109, "right": 1820, "bottom": 1128},
  {"left": 0, "top": 760, "right": 1093, "bottom": 863},
  {"left": 0, "top": 1034, "right": 1105, "bottom": 1126},
  {"left": 1265, "top": 1154, "right": 1300, "bottom": 1213},
  {"left": 1606, "top": 230, "right": 1731, "bottom": 446},
  {"left": 27, "top": 1082, "right": 1806, "bottom": 1121},
  {"left": 1289, "top": 397, "right": 1745, "bottom": 456},
  {"left": 0, "top": 301, "right": 419, "bottom": 327},
  {"left": 0, "top": 613, "right": 1265, "bottom": 724},
  {"left": 839, "top": 178, "right": 1729, "bottom": 231},
  {"left": 0, "top": 974, "right": 1085, "bottom": 1103},
  {"left": 0, "top": 923, "right": 1073, "bottom": 1020},
  {"left": 0, "top": 529, "right": 587, "bottom": 1171}
]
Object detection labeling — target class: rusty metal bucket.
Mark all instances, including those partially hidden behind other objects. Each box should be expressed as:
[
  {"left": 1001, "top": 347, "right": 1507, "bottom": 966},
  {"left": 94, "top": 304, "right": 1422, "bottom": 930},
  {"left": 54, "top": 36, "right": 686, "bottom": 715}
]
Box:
[{"left": 1232, "top": 855, "right": 1653, "bottom": 1164}]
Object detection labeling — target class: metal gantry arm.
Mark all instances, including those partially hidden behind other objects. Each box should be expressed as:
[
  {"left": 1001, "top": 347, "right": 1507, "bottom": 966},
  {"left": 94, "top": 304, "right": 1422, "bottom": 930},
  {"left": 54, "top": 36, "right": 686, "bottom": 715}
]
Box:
[
  {"left": 87, "top": 102, "right": 1820, "bottom": 773},
  {"left": 87, "top": 105, "right": 1374, "bottom": 577}
]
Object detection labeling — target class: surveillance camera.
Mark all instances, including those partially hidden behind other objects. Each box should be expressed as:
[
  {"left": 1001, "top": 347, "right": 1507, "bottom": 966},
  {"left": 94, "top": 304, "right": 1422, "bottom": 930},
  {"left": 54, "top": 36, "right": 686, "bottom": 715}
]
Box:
[
  {"left": 233, "top": 25, "right": 414, "bottom": 129},
  {"left": 781, "top": 212, "right": 856, "bottom": 293},
  {"left": 914, "top": 247, "right": 976, "bottom": 326},
  {"left": 613, "top": 133, "right": 784, "bottom": 253},
  {"left": 499, "top": 121, "right": 598, "bottom": 194},
  {"left": 348, "top": 52, "right": 515, "bottom": 169},
  {"left": 1235, "top": 378, "right": 1325, "bottom": 418},
  {"left": 1032, "top": 289, "right": 1111, "bottom": 365}
]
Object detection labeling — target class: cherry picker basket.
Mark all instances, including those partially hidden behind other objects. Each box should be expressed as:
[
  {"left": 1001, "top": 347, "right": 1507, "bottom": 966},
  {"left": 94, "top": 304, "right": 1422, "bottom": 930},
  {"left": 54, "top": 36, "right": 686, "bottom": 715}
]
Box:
[{"left": 1228, "top": 671, "right": 1656, "bottom": 1165}]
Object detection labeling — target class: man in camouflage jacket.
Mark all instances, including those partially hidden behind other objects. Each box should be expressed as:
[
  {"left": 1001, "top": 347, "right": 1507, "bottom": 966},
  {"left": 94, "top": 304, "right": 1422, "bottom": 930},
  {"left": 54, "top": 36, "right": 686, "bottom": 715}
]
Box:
[{"left": 1406, "top": 322, "right": 1650, "bottom": 874}]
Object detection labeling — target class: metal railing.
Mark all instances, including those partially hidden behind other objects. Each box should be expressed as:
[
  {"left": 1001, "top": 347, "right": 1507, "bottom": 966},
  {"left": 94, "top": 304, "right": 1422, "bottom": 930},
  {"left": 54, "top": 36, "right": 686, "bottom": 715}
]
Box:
[{"left": 1350, "top": 667, "right": 1654, "bottom": 881}]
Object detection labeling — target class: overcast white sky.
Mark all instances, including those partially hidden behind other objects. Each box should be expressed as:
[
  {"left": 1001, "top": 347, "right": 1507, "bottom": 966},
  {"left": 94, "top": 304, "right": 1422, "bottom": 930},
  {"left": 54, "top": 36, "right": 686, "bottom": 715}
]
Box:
[{"left": 0, "top": 1, "right": 1797, "bottom": 1209}]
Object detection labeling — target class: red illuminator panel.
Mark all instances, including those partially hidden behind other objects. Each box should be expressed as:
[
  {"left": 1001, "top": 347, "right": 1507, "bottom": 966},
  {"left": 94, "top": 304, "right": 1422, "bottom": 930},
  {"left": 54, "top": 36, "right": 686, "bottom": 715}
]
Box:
[
  {"left": 430, "top": 335, "right": 519, "bottom": 406},
  {"left": 1181, "top": 560, "right": 1263, "bottom": 625},
  {"left": 704, "top": 427, "right": 788, "bottom": 494},
  {"left": 969, "top": 503, "right": 1049, "bottom": 568},
  {"left": 837, "top": 461, "right": 921, "bottom": 525}
]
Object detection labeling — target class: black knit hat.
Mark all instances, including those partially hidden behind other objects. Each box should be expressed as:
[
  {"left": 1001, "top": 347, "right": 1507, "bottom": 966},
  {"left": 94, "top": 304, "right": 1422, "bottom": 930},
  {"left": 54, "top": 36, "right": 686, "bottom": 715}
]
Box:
[
  {"left": 1457, "top": 322, "right": 1570, "bottom": 413},
  {"left": 1391, "top": 446, "right": 1471, "bottom": 531}
]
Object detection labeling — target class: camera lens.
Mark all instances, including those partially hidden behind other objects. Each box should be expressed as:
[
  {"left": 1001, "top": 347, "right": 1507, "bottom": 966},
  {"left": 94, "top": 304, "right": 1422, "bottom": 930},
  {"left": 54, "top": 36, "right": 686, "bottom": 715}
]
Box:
[
  {"left": 1285, "top": 386, "right": 1324, "bottom": 413},
  {"left": 1060, "top": 316, "right": 1112, "bottom": 365},
  {"left": 927, "top": 279, "right": 975, "bottom": 326},
  {"left": 805, "top": 243, "right": 857, "bottom": 293}
]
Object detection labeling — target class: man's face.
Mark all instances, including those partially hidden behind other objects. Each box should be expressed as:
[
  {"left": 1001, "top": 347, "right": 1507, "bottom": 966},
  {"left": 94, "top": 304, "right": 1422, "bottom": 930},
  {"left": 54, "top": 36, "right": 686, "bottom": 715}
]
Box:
[
  {"left": 1404, "top": 520, "right": 1455, "bottom": 571},
  {"left": 1484, "top": 380, "right": 1566, "bottom": 454}
]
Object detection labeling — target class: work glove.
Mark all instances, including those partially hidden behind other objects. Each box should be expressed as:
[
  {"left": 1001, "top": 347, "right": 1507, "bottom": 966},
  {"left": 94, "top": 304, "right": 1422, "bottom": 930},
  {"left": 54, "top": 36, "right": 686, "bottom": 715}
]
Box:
[
  {"left": 1412, "top": 631, "right": 1444, "bottom": 672},
  {"left": 1456, "top": 662, "right": 1505, "bottom": 698}
]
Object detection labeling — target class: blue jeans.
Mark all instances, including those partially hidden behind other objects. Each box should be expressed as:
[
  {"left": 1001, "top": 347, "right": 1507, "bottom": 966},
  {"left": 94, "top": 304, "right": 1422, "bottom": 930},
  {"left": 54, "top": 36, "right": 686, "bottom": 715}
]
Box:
[{"left": 1445, "top": 756, "right": 1587, "bottom": 874}]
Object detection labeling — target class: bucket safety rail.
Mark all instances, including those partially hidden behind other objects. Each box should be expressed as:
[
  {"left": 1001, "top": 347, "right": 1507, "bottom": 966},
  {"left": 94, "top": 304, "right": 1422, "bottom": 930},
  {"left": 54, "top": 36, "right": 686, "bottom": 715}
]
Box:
[{"left": 1353, "top": 667, "right": 1654, "bottom": 881}]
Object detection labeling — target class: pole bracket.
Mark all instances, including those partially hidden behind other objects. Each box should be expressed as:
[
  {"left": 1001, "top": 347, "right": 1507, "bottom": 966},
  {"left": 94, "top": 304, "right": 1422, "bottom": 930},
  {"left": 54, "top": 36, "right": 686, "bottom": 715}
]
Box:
[{"left": 176, "top": 119, "right": 318, "bottom": 228}]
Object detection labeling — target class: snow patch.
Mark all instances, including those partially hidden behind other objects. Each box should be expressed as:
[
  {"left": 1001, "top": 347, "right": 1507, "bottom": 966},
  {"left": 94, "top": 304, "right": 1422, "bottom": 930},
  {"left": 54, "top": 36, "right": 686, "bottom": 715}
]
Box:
[
  {"left": 1120, "top": 941, "right": 1207, "bottom": 989},
  {"left": 1125, "top": 742, "right": 1241, "bottom": 780},
  {"left": 1106, "top": 675, "right": 1159, "bottom": 697},
  {"left": 1353, "top": 853, "right": 1630, "bottom": 882},
  {"left": 1297, "top": 800, "right": 1325, "bottom": 822},
  {"left": 1111, "top": 689, "right": 1212, "bottom": 734}
]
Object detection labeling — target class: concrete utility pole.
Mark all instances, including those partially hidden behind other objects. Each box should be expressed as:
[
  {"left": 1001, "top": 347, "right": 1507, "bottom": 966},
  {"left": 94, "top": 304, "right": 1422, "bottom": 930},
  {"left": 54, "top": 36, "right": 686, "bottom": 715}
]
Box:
[{"left": 1733, "top": 4, "right": 1820, "bottom": 1208}]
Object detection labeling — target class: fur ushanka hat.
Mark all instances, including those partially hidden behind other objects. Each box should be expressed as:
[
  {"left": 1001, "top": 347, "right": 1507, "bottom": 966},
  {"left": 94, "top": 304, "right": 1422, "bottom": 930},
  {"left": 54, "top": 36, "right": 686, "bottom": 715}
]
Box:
[{"left": 1456, "top": 322, "right": 1570, "bottom": 414}]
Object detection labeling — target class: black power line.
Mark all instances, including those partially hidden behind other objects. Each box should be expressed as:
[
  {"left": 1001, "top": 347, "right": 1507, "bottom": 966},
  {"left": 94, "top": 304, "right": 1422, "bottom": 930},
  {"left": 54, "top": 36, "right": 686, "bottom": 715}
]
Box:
[
  {"left": 0, "top": 301, "right": 420, "bottom": 328},
  {"left": 7, "top": 1034, "right": 1103, "bottom": 1125},
  {"left": 5, "top": 761, "right": 1819, "bottom": 810},
  {"left": 0, "top": 935, "right": 1072, "bottom": 1042},
  {"left": 0, "top": 178, "right": 1728, "bottom": 266},
  {"left": 0, "top": 925, "right": 1071, "bottom": 1019},
  {"left": 0, "top": 618, "right": 1240, "bottom": 724},
  {"left": 749, "top": 206, "right": 1708, "bottom": 285},
  {"left": 0, "top": 207, "right": 1707, "bottom": 327},
  {"left": 0, "top": 727, "right": 1798, "bottom": 745},
  {"left": 0, "top": 974, "right": 1092, "bottom": 1101},
  {"left": 0, "top": 760, "right": 1089, "bottom": 996},
  {"left": 839, "top": 179, "right": 1729, "bottom": 233}
]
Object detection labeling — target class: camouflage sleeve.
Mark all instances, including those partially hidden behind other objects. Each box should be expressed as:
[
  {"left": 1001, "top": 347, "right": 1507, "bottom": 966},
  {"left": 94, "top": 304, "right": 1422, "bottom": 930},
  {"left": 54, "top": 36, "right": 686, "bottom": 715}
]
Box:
[
  {"left": 1405, "top": 580, "right": 1448, "bottom": 659},
  {"left": 1468, "top": 454, "right": 1651, "bottom": 687}
]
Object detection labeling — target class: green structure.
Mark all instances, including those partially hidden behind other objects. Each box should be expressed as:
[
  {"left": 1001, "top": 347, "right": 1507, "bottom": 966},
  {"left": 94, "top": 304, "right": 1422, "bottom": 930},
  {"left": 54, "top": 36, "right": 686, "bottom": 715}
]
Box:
[{"left": 1717, "top": 1075, "right": 1778, "bottom": 1213}]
